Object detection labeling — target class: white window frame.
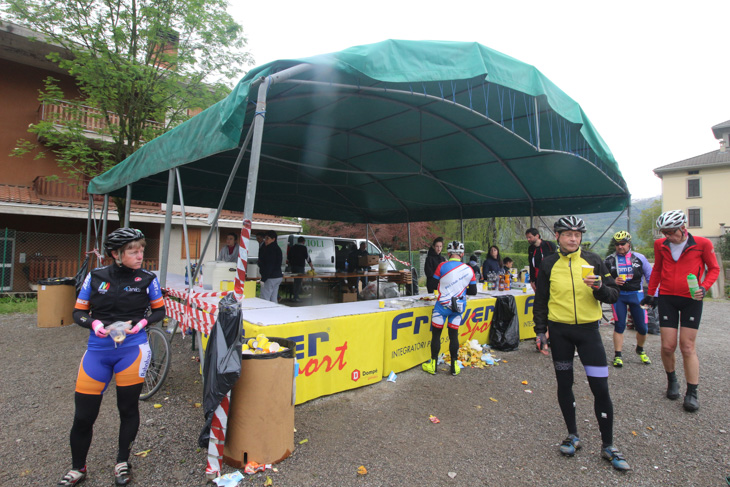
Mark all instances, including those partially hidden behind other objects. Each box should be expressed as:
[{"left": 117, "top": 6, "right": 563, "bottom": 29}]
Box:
[
  {"left": 687, "top": 207, "right": 702, "bottom": 228},
  {"left": 686, "top": 177, "right": 701, "bottom": 198}
]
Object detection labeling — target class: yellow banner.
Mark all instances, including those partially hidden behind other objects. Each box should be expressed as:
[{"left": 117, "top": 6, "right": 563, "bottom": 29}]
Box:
[
  {"left": 514, "top": 293, "right": 536, "bottom": 339},
  {"left": 384, "top": 297, "right": 497, "bottom": 375},
  {"left": 243, "top": 315, "right": 384, "bottom": 405}
]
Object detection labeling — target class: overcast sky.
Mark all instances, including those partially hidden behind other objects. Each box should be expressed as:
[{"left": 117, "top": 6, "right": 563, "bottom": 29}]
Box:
[{"left": 229, "top": 1, "right": 729, "bottom": 200}]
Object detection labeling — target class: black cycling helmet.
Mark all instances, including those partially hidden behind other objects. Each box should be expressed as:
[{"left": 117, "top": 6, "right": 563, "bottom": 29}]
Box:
[
  {"left": 554, "top": 216, "right": 586, "bottom": 234},
  {"left": 105, "top": 228, "right": 145, "bottom": 257}
]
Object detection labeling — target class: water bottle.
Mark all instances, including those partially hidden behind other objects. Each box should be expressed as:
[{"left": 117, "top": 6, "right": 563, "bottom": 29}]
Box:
[{"left": 686, "top": 274, "right": 700, "bottom": 299}]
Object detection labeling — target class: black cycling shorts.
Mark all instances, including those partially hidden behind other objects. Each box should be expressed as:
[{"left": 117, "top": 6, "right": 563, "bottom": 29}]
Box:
[{"left": 657, "top": 295, "right": 703, "bottom": 330}]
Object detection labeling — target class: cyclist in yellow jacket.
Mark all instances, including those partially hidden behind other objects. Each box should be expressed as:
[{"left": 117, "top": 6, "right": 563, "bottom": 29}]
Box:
[{"left": 533, "top": 216, "right": 629, "bottom": 471}]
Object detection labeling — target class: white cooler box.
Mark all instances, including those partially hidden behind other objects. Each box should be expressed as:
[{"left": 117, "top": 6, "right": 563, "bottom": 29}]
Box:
[
  {"left": 203, "top": 261, "right": 259, "bottom": 291},
  {"left": 203, "top": 261, "right": 237, "bottom": 291}
]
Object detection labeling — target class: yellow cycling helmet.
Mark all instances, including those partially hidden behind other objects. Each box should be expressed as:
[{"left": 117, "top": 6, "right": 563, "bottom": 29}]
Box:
[{"left": 612, "top": 231, "right": 631, "bottom": 243}]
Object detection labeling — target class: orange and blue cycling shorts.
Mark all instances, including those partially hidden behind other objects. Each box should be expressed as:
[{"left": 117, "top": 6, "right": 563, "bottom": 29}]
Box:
[{"left": 75, "top": 343, "right": 152, "bottom": 395}]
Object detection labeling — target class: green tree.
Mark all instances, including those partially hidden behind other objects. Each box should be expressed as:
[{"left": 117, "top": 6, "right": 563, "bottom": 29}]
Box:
[
  {"left": 4, "top": 0, "right": 253, "bottom": 223},
  {"left": 635, "top": 198, "right": 662, "bottom": 247}
]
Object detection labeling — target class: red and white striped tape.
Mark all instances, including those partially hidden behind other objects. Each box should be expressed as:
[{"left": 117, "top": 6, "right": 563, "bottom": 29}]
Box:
[
  {"left": 234, "top": 219, "right": 252, "bottom": 301},
  {"left": 205, "top": 391, "right": 231, "bottom": 479},
  {"left": 165, "top": 288, "right": 229, "bottom": 300},
  {"left": 163, "top": 297, "right": 214, "bottom": 335},
  {"left": 384, "top": 252, "right": 411, "bottom": 267}
]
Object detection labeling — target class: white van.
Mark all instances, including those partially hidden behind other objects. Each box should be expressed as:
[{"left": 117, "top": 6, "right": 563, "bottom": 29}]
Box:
[{"left": 284, "top": 235, "right": 337, "bottom": 273}]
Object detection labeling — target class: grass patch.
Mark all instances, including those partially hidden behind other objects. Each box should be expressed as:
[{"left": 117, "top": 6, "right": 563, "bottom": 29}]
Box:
[{"left": 0, "top": 295, "right": 37, "bottom": 314}]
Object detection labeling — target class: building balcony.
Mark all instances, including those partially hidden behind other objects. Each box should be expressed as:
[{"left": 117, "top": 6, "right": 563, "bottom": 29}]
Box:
[{"left": 37, "top": 99, "right": 165, "bottom": 142}]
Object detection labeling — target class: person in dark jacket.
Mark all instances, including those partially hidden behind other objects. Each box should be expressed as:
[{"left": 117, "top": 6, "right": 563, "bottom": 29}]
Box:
[
  {"left": 288, "top": 236, "right": 314, "bottom": 302},
  {"left": 468, "top": 254, "right": 481, "bottom": 283},
  {"left": 424, "top": 237, "right": 446, "bottom": 293},
  {"left": 526, "top": 227, "right": 557, "bottom": 292},
  {"left": 259, "top": 230, "right": 283, "bottom": 303},
  {"left": 481, "top": 245, "right": 502, "bottom": 276}
]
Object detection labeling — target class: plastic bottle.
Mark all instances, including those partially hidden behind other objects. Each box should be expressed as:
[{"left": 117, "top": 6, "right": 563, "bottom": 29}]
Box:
[
  {"left": 498, "top": 274, "right": 504, "bottom": 291},
  {"left": 504, "top": 273, "right": 511, "bottom": 291},
  {"left": 687, "top": 274, "right": 700, "bottom": 298}
]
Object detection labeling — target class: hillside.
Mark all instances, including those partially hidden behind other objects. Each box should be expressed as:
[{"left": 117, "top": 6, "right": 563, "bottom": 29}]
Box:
[{"left": 578, "top": 196, "right": 659, "bottom": 250}]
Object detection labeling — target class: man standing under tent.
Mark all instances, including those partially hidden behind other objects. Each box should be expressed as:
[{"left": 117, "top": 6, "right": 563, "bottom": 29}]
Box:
[
  {"left": 288, "top": 236, "right": 315, "bottom": 302},
  {"left": 422, "top": 241, "right": 477, "bottom": 376},
  {"left": 533, "top": 216, "right": 630, "bottom": 471},
  {"left": 259, "top": 230, "right": 283, "bottom": 303},
  {"left": 526, "top": 227, "right": 556, "bottom": 292},
  {"left": 642, "top": 210, "right": 720, "bottom": 412}
]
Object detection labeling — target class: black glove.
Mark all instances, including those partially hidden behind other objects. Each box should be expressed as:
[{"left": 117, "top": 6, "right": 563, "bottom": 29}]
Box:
[
  {"left": 536, "top": 333, "right": 548, "bottom": 352},
  {"left": 640, "top": 295, "right": 656, "bottom": 308}
]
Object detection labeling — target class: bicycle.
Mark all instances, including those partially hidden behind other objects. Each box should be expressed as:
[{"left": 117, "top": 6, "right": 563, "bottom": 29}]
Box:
[{"left": 139, "top": 324, "right": 172, "bottom": 400}]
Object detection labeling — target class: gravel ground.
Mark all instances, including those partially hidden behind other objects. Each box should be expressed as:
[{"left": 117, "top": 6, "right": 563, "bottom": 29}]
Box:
[{"left": 1, "top": 300, "right": 729, "bottom": 487}]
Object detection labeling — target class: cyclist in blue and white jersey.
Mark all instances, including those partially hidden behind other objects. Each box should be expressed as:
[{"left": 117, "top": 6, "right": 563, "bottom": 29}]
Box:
[{"left": 422, "top": 241, "right": 477, "bottom": 376}]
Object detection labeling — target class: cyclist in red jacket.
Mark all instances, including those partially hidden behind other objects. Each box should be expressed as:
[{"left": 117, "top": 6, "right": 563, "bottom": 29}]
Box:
[{"left": 642, "top": 210, "right": 719, "bottom": 412}]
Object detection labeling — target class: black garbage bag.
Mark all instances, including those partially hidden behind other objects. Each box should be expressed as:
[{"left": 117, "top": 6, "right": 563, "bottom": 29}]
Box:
[
  {"left": 488, "top": 295, "right": 520, "bottom": 351},
  {"left": 646, "top": 306, "right": 660, "bottom": 335},
  {"left": 198, "top": 292, "right": 244, "bottom": 448}
]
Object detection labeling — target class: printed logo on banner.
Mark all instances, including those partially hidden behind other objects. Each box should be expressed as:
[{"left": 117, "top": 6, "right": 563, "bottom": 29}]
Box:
[
  {"left": 351, "top": 370, "right": 360, "bottom": 381},
  {"left": 287, "top": 331, "right": 349, "bottom": 377},
  {"left": 98, "top": 282, "right": 110, "bottom": 294}
]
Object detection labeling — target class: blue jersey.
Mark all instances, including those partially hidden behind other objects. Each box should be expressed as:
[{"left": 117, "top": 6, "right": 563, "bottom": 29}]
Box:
[{"left": 433, "top": 258, "right": 476, "bottom": 306}]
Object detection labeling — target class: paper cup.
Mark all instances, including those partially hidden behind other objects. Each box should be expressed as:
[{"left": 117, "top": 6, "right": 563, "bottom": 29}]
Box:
[
  {"left": 379, "top": 300, "right": 385, "bottom": 308},
  {"left": 581, "top": 265, "right": 594, "bottom": 279}
]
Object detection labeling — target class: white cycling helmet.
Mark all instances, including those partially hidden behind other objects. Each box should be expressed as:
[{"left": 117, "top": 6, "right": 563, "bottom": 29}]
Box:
[
  {"left": 446, "top": 240, "right": 465, "bottom": 254},
  {"left": 656, "top": 210, "right": 686, "bottom": 229}
]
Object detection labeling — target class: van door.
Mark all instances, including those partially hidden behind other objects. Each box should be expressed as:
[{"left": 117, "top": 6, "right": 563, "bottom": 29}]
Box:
[
  {"left": 298, "top": 235, "right": 336, "bottom": 273},
  {"left": 334, "top": 239, "right": 357, "bottom": 271}
]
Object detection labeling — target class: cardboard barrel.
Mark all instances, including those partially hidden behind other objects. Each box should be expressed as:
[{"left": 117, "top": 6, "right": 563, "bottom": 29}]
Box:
[
  {"left": 37, "top": 277, "right": 76, "bottom": 328},
  {"left": 223, "top": 338, "right": 296, "bottom": 467}
]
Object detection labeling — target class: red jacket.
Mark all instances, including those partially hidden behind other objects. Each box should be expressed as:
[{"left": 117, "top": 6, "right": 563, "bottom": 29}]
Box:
[{"left": 647, "top": 233, "right": 720, "bottom": 298}]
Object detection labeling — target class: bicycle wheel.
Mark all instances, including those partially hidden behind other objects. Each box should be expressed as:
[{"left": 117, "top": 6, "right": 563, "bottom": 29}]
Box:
[{"left": 140, "top": 326, "right": 171, "bottom": 401}]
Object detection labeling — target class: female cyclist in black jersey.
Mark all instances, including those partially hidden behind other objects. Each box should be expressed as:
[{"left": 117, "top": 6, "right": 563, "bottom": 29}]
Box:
[{"left": 58, "top": 228, "right": 165, "bottom": 486}]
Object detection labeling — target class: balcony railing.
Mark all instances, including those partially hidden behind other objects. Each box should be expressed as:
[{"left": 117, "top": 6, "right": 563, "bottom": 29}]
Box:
[{"left": 38, "top": 99, "right": 165, "bottom": 137}]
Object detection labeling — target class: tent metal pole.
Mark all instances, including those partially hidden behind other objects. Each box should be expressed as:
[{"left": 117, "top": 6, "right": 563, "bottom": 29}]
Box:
[
  {"left": 534, "top": 98, "right": 540, "bottom": 150},
  {"left": 124, "top": 185, "right": 132, "bottom": 227},
  {"left": 159, "top": 169, "right": 176, "bottom": 289},
  {"left": 627, "top": 197, "right": 631, "bottom": 234},
  {"left": 190, "top": 121, "right": 258, "bottom": 287},
  {"left": 242, "top": 64, "right": 312, "bottom": 224},
  {"left": 460, "top": 219, "right": 464, "bottom": 244},
  {"left": 176, "top": 168, "right": 194, "bottom": 288},
  {"left": 100, "top": 194, "right": 109, "bottom": 251},
  {"left": 530, "top": 204, "right": 534, "bottom": 228},
  {"left": 407, "top": 222, "right": 412, "bottom": 265},
  {"left": 234, "top": 63, "right": 311, "bottom": 301},
  {"left": 85, "top": 197, "right": 92, "bottom": 253}
]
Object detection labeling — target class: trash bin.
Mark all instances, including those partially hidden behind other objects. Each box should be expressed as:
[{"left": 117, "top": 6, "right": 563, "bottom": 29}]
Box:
[
  {"left": 37, "top": 277, "right": 76, "bottom": 328},
  {"left": 223, "top": 338, "right": 296, "bottom": 467}
]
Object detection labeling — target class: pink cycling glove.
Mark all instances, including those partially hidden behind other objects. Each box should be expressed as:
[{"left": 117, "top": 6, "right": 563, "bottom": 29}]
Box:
[
  {"left": 92, "top": 320, "right": 108, "bottom": 338},
  {"left": 126, "top": 319, "right": 148, "bottom": 335}
]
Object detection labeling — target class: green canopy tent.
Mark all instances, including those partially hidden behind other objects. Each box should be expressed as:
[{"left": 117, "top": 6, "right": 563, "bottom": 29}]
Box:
[{"left": 87, "top": 40, "right": 628, "bottom": 285}]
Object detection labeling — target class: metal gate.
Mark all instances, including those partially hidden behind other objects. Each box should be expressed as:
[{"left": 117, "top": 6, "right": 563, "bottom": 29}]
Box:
[{"left": 0, "top": 228, "right": 15, "bottom": 292}]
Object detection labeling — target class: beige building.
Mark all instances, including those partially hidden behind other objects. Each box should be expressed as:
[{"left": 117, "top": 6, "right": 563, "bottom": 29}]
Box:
[{"left": 654, "top": 120, "right": 730, "bottom": 244}]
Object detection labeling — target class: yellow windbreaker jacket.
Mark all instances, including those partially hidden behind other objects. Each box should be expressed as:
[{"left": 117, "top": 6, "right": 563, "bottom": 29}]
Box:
[{"left": 533, "top": 248, "right": 619, "bottom": 334}]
